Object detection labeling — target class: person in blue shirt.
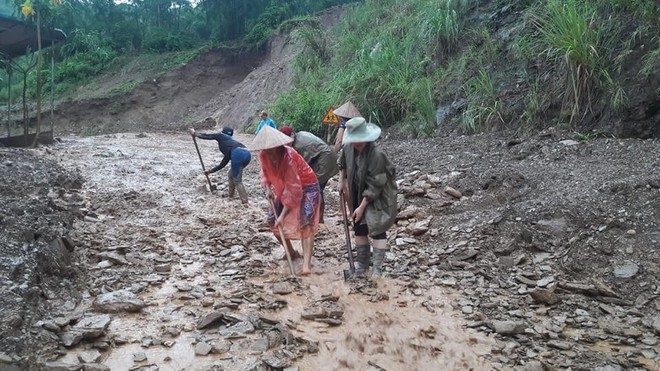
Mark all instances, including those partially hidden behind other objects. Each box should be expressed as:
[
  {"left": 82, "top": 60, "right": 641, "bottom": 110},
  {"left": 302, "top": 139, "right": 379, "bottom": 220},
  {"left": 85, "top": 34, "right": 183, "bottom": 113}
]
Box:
[
  {"left": 189, "top": 127, "right": 251, "bottom": 205},
  {"left": 255, "top": 111, "right": 277, "bottom": 134}
]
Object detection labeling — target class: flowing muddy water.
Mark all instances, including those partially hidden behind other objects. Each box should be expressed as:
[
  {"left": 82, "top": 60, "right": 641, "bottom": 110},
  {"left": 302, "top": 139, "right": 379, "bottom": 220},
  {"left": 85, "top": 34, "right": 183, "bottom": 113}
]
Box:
[{"left": 53, "top": 132, "right": 492, "bottom": 370}]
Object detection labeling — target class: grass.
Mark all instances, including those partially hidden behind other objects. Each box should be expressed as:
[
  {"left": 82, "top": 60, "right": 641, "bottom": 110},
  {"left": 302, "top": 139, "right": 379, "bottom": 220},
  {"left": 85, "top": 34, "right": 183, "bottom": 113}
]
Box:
[
  {"left": 461, "top": 69, "right": 505, "bottom": 132},
  {"left": 531, "top": 0, "right": 603, "bottom": 124},
  {"left": 271, "top": 0, "right": 470, "bottom": 136},
  {"left": 530, "top": 0, "right": 629, "bottom": 125},
  {"left": 108, "top": 80, "right": 140, "bottom": 97}
]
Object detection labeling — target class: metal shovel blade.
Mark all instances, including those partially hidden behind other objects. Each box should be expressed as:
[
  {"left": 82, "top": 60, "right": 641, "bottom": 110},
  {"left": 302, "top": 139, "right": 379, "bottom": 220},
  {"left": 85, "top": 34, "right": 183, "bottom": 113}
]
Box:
[{"left": 343, "top": 268, "right": 356, "bottom": 281}]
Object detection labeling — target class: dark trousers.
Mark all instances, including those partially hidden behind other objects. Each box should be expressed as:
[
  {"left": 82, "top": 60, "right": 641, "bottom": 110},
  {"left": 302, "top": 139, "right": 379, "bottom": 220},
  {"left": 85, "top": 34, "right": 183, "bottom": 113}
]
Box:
[{"left": 351, "top": 185, "right": 386, "bottom": 240}]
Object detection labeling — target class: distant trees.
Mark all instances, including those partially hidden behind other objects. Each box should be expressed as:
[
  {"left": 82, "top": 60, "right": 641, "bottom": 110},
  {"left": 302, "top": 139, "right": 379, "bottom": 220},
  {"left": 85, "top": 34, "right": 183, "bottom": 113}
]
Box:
[
  {"left": 1, "top": 0, "right": 357, "bottom": 103},
  {"left": 31, "top": 0, "right": 358, "bottom": 54}
]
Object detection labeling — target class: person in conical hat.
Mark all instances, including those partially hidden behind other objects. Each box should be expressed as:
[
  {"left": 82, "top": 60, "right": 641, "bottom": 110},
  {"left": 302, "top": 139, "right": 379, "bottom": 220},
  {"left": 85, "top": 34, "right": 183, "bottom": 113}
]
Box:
[
  {"left": 336, "top": 117, "right": 397, "bottom": 277},
  {"left": 250, "top": 125, "right": 321, "bottom": 275},
  {"left": 332, "top": 101, "right": 362, "bottom": 153}
]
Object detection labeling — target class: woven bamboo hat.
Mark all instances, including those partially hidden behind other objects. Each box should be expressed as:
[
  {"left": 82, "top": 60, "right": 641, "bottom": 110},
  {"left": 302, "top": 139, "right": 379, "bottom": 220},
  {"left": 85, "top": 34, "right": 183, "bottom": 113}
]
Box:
[
  {"left": 334, "top": 101, "right": 361, "bottom": 119},
  {"left": 248, "top": 125, "right": 293, "bottom": 151}
]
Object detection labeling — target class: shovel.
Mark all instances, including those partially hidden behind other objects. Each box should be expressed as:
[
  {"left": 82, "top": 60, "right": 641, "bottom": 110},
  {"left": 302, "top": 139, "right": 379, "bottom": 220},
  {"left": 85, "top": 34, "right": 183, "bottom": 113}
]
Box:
[
  {"left": 191, "top": 133, "right": 217, "bottom": 192},
  {"left": 339, "top": 191, "right": 356, "bottom": 280},
  {"left": 267, "top": 192, "right": 296, "bottom": 277}
]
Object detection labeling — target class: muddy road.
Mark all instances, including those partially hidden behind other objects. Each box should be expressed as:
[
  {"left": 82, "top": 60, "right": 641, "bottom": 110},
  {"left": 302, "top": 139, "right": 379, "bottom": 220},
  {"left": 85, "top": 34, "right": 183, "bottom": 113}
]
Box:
[
  {"left": 47, "top": 132, "right": 492, "bottom": 370},
  {"left": 3, "top": 129, "right": 659, "bottom": 370}
]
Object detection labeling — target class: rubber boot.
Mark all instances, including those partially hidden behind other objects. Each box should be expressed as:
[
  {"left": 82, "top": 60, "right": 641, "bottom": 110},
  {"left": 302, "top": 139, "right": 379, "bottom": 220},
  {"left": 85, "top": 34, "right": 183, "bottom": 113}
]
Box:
[
  {"left": 355, "top": 245, "right": 371, "bottom": 275},
  {"left": 236, "top": 182, "right": 248, "bottom": 204},
  {"left": 227, "top": 169, "right": 236, "bottom": 198},
  {"left": 372, "top": 239, "right": 389, "bottom": 277}
]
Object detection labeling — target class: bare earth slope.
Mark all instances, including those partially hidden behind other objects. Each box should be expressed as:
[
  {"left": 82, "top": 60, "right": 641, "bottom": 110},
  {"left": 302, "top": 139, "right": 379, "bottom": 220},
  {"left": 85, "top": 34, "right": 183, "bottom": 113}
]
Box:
[{"left": 50, "top": 8, "right": 344, "bottom": 136}]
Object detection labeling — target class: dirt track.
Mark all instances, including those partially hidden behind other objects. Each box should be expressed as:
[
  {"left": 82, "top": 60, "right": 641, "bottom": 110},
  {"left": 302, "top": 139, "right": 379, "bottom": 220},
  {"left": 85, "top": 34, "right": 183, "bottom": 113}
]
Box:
[
  {"left": 46, "top": 132, "right": 492, "bottom": 370},
  {"left": 2, "top": 128, "right": 660, "bottom": 370}
]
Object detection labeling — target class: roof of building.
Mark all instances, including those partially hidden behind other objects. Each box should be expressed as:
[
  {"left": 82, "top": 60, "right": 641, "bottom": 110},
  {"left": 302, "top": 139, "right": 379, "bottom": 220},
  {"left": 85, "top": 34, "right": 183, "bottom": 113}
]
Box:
[{"left": 0, "top": 4, "right": 66, "bottom": 58}]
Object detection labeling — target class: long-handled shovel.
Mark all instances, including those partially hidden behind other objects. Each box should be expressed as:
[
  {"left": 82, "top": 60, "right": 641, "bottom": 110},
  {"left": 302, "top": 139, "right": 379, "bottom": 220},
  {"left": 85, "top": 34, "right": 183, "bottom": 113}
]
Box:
[
  {"left": 267, "top": 193, "right": 296, "bottom": 277},
  {"left": 339, "top": 191, "right": 356, "bottom": 280},
  {"left": 191, "top": 134, "right": 217, "bottom": 192}
]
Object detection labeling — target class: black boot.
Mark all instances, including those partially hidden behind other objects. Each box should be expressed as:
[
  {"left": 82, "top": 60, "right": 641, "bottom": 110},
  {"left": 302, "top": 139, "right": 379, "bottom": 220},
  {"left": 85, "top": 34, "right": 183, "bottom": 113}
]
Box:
[{"left": 355, "top": 245, "right": 371, "bottom": 275}]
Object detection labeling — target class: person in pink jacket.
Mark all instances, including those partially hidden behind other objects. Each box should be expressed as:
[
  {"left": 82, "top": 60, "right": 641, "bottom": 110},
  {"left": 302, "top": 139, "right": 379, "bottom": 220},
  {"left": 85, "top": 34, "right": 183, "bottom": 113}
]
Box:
[{"left": 250, "top": 125, "right": 321, "bottom": 275}]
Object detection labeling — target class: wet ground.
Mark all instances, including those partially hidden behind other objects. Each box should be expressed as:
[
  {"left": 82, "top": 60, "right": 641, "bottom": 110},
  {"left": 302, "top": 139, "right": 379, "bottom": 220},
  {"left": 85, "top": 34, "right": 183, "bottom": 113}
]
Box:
[
  {"left": 49, "top": 132, "right": 493, "bottom": 370},
  {"left": 3, "top": 129, "right": 659, "bottom": 370}
]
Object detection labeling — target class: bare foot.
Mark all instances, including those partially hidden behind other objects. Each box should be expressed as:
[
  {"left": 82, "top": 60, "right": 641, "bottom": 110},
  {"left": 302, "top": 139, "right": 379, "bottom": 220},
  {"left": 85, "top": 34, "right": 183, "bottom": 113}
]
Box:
[{"left": 298, "top": 268, "right": 312, "bottom": 276}]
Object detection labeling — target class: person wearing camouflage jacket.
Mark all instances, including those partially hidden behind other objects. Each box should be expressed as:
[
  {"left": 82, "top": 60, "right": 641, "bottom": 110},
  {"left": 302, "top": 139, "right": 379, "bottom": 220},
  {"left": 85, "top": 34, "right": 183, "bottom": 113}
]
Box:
[{"left": 337, "top": 117, "right": 397, "bottom": 276}]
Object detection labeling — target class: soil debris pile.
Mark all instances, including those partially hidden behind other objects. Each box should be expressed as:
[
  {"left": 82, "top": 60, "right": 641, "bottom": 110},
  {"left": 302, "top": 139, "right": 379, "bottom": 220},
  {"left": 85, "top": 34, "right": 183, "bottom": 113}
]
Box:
[{"left": 0, "top": 147, "right": 85, "bottom": 366}]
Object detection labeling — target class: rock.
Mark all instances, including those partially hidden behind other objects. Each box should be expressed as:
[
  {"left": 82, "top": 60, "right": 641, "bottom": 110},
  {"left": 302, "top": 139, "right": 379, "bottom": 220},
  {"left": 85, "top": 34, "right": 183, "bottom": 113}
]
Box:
[
  {"left": 201, "top": 297, "right": 214, "bottom": 307},
  {"left": 0, "top": 353, "right": 14, "bottom": 364},
  {"left": 175, "top": 283, "right": 193, "bottom": 291},
  {"left": 650, "top": 316, "right": 660, "bottom": 335},
  {"left": 593, "top": 365, "right": 624, "bottom": 371},
  {"left": 547, "top": 340, "right": 572, "bottom": 350},
  {"left": 93, "top": 290, "right": 146, "bottom": 313},
  {"left": 301, "top": 307, "right": 326, "bottom": 320},
  {"left": 197, "top": 311, "right": 226, "bottom": 330},
  {"left": 518, "top": 360, "right": 543, "bottom": 371},
  {"left": 529, "top": 288, "right": 560, "bottom": 305},
  {"left": 599, "top": 319, "right": 643, "bottom": 338},
  {"left": 96, "top": 251, "right": 128, "bottom": 265},
  {"left": 0, "top": 353, "right": 20, "bottom": 371},
  {"left": 315, "top": 318, "right": 343, "bottom": 326},
  {"left": 82, "top": 364, "right": 110, "bottom": 371},
  {"left": 444, "top": 186, "right": 462, "bottom": 199},
  {"left": 154, "top": 263, "right": 171, "bottom": 272},
  {"left": 575, "top": 309, "right": 590, "bottom": 317},
  {"left": 262, "top": 352, "right": 292, "bottom": 368},
  {"left": 219, "top": 321, "right": 255, "bottom": 336},
  {"left": 516, "top": 275, "right": 537, "bottom": 287},
  {"left": 641, "top": 337, "right": 657, "bottom": 346},
  {"left": 194, "top": 342, "right": 212, "bottom": 356},
  {"left": 536, "top": 276, "right": 555, "bottom": 287},
  {"left": 407, "top": 221, "right": 430, "bottom": 236},
  {"left": 220, "top": 269, "right": 240, "bottom": 276},
  {"left": 42, "top": 320, "right": 61, "bottom": 332},
  {"left": 250, "top": 337, "right": 269, "bottom": 353},
  {"left": 613, "top": 262, "right": 639, "bottom": 278},
  {"left": 77, "top": 350, "right": 102, "bottom": 363},
  {"left": 272, "top": 282, "right": 293, "bottom": 295},
  {"left": 211, "top": 341, "right": 231, "bottom": 354},
  {"left": 133, "top": 352, "right": 147, "bottom": 362},
  {"left": 491, "top": 320, "right": 526, "bottom": 335},
  {"left": 61, "top": 315, "right": 112, "bottom": 347},
  {"left": 536, "top": 218, "right": 567, "bottom": 236},
  {"left": 41, "top": 362, "right": 81, "bottom": 371},
  {"left": 61, "top": 331, "right": 85, "bottom": 348}
]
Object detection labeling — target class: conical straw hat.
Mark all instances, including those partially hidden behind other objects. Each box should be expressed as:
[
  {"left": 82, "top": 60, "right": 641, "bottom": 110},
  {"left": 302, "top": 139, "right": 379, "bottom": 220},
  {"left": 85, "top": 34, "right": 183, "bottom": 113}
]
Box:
[
  {"left": 248, "top": 125, "right": 293, "bottom": 151},
  {"left": 334, "top": 101, "right": 361, "bottom": 119}
]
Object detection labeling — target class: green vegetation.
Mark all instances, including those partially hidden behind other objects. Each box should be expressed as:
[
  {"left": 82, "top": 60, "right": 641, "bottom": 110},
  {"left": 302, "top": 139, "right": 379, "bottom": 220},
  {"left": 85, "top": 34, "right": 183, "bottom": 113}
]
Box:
[
  {"left": 531, "top": 0, "right": 619, "bottom": 124},
  {"left": 271, "top": 0, "right": 471, "bottom": 137},
  {"left": 0, "top": 0, "right": 355, "bottom": 103},
  {"left": 272, "top": 0, "right": 658, "bottom": 136},
  {"left": 1, "top": 0, "right": 657, "bottom": 137}
]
